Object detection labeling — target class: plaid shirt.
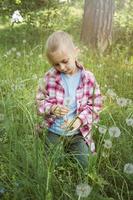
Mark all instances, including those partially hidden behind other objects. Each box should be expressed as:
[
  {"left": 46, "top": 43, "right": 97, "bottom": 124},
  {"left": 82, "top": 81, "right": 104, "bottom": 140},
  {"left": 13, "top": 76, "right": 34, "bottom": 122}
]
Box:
[{"left": 36, "top": 62, "right": 102, "bottom": 153}]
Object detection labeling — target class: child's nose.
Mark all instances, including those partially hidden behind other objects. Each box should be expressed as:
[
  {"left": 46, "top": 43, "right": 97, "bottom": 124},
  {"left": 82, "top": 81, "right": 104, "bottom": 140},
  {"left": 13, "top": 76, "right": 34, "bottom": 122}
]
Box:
[{"left": 59, "top": 63, "right": 66, "bottom": 71}]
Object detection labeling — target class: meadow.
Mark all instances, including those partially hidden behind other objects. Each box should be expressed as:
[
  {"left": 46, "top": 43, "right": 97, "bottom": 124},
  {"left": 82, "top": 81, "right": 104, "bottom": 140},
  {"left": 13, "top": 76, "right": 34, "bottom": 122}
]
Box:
[{"left": 0, "top": 1, "right": 133, "bottom": 200}]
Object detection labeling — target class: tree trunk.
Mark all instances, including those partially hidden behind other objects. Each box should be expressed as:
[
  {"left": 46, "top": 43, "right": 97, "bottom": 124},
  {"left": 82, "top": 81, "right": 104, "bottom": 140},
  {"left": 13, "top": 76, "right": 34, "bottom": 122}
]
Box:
[{"left": 81, "top": 0, "right": 115, "bottom": 53}]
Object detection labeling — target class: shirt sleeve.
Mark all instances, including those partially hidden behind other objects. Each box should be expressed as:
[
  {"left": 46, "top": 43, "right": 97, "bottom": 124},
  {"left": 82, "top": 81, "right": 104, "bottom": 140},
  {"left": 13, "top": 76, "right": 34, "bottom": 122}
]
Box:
[
  {"left": 35, "top": 75, "right": 56, "bottom": 116},
  {"left": 78, "top": 76, "right": 102, "bottom": 126}
]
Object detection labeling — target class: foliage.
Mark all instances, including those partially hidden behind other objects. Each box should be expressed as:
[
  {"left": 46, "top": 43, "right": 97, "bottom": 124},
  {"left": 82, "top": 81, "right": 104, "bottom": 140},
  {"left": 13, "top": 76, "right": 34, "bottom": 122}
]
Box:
[{"left": 0, "top": 0, "right": 133, "bottom": 199}]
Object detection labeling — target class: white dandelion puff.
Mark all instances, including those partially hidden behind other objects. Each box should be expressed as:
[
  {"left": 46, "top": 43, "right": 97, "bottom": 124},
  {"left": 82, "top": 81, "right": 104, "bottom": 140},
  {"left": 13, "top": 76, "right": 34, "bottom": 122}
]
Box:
[
  {"left": 76, "top": 183, "right": 92, "bottom": 198},
  {"left": 11, "top": 10, "right": 23, "bottom": 23},
  {"left": 12, "top": 47, "right": 16, "bottom": 52},
  {"left": 22, "top": 39, "right": 26, "bottom": 44},
  {"left": 98, "top": 126, "right": 107, "bottom": 134},
  {"left": 125, "top": 118, "right": 133, "bottom": 127},
  {"left": 124, "top": 163, "right": 133, "bottom": 174},
  {"left": 116, "top": 97, "right": 128, "bottom": 107},
  {"left": 104, "top": 139, "right": 112, "bottom": 149},
  {"left": 106, "top": 89, "right": 117, "bottom": 99},
  {"left": 16, "top": 52, "right": 21, "bottom": 57},
  {"left": 102, "top": 151, "right": 108, "bottom": 158},
  {"left": 108, "top": 126, "right": 121, "bottom": 138}
]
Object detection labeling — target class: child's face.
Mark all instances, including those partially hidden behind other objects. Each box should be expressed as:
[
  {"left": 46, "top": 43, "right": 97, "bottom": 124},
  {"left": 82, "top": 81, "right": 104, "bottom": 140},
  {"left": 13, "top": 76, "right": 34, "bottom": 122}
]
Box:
[{"left": 48, "top": 48, "right": 78, "bottom": 75}]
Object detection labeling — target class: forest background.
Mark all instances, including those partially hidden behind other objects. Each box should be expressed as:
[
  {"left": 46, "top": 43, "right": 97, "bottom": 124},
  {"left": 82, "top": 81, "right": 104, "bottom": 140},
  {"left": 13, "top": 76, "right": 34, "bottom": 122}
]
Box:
[{"left": 0, "top": 0, "right": 133, "bottom": 200}]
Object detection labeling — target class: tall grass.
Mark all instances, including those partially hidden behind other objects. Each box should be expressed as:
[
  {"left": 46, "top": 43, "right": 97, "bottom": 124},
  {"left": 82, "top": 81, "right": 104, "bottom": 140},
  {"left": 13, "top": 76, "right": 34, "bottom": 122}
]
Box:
[{"left": 0, "top": 3, "right": 133, "bottom": 200}]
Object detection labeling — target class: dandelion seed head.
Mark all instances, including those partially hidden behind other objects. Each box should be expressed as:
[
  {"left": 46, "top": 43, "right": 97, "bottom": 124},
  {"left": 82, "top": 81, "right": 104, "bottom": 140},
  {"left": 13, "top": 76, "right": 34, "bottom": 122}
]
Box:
[
  {"left": 11, "top": 10, "right": 23, "bottom": 23},
  {"left": 124, "top": 163, "right": 133, "bottom": 174},
  {"left": 108, "top": 126, "right": 121, "bottom": 138},
  {"left": 106, "top": 89, "right": 117, "bottom": 99},
  {"left": 12, "top": 47, "right": 16, "bottom": 52},
  {"left": 16, "top": 52, "right": 21, "bottom": 57},
  {"left": 117, "top": 97, "right": 128, "bottom": 107},
  {"left": 76, "top": 183, "right": 92, "bottom": 198},
  {"left": 125, "top": 118, "right": 133, "bottom": 127},
  {"left": 98, "top": 126, "right": 107, "bottom": 134},
  {"left": 23, "top": 39, "right": 26, "bottom": 44},
  {"left": 104, "top": 139, "right": 112, "bottom": 149}
]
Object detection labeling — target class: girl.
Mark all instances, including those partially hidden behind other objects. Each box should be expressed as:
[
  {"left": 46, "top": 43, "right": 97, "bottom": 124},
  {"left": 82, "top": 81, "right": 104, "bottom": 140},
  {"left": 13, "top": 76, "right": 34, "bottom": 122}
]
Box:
[{"left": 36, "top": 31, "right": 102, "bottom": 169}]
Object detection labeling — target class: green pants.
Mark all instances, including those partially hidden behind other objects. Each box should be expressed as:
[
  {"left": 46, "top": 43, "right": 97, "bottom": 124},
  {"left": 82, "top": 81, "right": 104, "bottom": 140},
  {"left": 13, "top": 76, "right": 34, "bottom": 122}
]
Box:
[{"left": 45, "top": 131, "right": 90, "bottom": 170}]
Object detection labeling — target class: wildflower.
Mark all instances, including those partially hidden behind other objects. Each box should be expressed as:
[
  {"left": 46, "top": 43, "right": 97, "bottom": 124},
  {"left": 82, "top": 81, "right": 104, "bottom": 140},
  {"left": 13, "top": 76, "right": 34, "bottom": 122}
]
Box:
[
  {"left": 38, "top": 54, "right": 42, "bottom": 59},
  {"left": 102, "top": 151, "right": 108, "bottom": 158},
  {"left": 124, "top": 163, "right": 133, "bottom": 174},
  {"left": 11, "top": 10, "right": 23, "bottom": 23},
  {"left": 32, "top": 74, "right": 38, "bottom": 80},
  {"left": 108, "top": 126, "right": 121, "bottom": 138},
  {"left": 114, "top": 74, "right": 118, "bottom": 79},
  {"left": 116, "top": 97, "right": 128, "bottom": 107},
  {"left": 12, "top": 47, "right": 16, "bottom": 52},
  {"left": 103, "top": 139, "right": 112, "bottom": 149},
  {"left": 125, "top": 118, "right": 133, "bottom": 127},
  {"left": 76, "top": 183, "right": 92, "bottom": 198},
  {"left": 16, "top": 52, "right": 21, "bottom": 57},
  {"left": 6, "top": 50, "right": 12, "bottom": 55},
  {"left": 22, "top": 39, "right": 26, "bottom": 44},
  {"left": 106, "top": 89, "right": 117, "bottom": 99},
  {"left": 98, "top": 125, "right": 107, "bottom": 134}
]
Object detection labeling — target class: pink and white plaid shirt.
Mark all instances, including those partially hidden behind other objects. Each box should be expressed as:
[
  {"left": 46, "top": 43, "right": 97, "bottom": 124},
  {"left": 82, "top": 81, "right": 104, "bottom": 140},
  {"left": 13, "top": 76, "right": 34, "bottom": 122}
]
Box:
[{"left": 36, "top": 62, "right": 102, "bottom": 153}]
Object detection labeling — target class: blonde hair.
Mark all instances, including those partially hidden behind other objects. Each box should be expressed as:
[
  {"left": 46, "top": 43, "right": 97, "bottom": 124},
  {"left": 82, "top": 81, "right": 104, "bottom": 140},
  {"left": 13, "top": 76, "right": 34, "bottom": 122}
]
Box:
[{"left": 45, "top": 31, "right": 75, "bottom": 58}]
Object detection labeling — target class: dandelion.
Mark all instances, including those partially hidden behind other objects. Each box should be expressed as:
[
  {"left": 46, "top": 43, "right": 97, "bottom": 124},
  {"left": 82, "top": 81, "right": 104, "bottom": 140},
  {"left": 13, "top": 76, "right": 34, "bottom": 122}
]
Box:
[
  {"left": 38, "top": 54, "right": 42, "bottom": 59},
  {"left": 103, "top": 139, "right": 112, "bottom": 149},
  {"left": 11, "top": 10, "right": 23, "bottom": 23},
  {"left": 124, "top": 163, "right": 133, "bottom": 174},
  {"left": 116, "top": 97, "right": 128, "bottom": 107},
  {"left": 98, "top": 125, "right": 107, "bottom": 134},
  {"left": 114, "top": 74, "right": 118, "bottom": 79},
  {"left": 108, "top": 126, "right": 121, "bottom": 138},
  {"left": 125, "top": 118, "right": 133, "bottom": 127},
  {"left": 76, "top": 183, "right": 92, "bottom": 198},
  {"left": 6, "top": 50, "right": 12, "bottom": 56},
  {"left": 12, "top": 47, "right": 16, "bottom": 52},
  {"left": 106, "top": 89, "right": 117, "bottom": 99},
  {"left": 102, "top": 151, "right": 108, "bottom": 158},
  {"left": 32, "top": 74, "right": 38, "bottom": 80},
  {"left": 16, "top": 52, "right": 21, "bottom": 57},
  {"left": 22, "top": 39, "right": 26, "bottom": 44}
]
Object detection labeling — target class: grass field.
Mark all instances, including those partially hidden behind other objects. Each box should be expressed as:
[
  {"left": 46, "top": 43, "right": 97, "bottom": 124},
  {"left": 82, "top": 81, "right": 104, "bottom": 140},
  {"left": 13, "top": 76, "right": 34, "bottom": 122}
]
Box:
[{"left": 0, "top": 3, "right": 133, "bottom": 200}]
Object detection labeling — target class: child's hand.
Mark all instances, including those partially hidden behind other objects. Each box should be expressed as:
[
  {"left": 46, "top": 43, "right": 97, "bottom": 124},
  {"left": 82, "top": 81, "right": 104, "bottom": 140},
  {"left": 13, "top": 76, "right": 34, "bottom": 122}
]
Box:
[
  {"left": 61, "top": 117, "right": 82, "bottom": 132},
  {"left": 69, "top": 117, "right": 82, "bottom": 131},
  {"left": 51, "top": 105, "right": 69, "bottom": 117}
]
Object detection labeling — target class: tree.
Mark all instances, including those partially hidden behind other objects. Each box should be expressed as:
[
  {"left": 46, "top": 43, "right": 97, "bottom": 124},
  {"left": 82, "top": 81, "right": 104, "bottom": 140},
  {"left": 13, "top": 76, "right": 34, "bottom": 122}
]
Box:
[{"left": 81, "top": 0, "right": 115, "bottom": 53}]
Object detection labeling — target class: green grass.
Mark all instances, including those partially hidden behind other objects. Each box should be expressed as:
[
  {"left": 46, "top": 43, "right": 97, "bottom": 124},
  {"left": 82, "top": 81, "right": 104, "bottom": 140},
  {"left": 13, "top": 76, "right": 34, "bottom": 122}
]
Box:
[{"left": 0, "top": 3, "right": 133, "bottom": 200}]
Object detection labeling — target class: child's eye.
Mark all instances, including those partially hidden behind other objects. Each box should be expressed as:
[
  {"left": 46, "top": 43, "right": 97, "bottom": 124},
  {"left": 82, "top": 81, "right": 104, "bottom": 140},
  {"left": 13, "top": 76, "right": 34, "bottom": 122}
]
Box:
[
  {"left": 55, "top": 63, "right": 59, "bottom": 67},
  {"left": 62, "top": 60, "right": 68, "bottom": 64}
]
